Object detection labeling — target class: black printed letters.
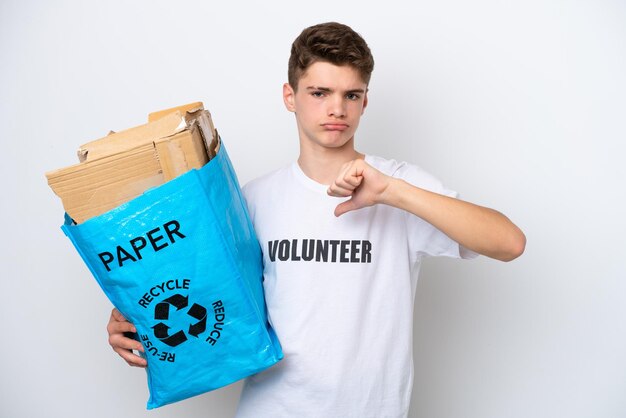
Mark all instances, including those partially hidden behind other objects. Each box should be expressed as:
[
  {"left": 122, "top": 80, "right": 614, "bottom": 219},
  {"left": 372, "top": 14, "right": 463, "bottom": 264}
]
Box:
[
  {"left": 98, "top": 220, "right": 186, "bottom": 272},
  {"left": 268, "top": 239, "right": 372, "bottom": 263}
]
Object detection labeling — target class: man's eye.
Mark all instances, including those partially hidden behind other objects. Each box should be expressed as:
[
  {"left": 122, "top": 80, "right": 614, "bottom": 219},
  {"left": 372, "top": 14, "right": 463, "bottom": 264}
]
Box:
[
  {"left": 346, "top": 93, "right": 360, "bottom": 100},
  {"left": 311, "top": 91, "right": 324, "bottom": 98}
]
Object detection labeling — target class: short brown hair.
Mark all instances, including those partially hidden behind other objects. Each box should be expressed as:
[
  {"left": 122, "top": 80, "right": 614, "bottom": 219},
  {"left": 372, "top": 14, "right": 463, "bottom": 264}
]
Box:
[{"left": 288, "top": 22, "right": 375, "bottom": 90}]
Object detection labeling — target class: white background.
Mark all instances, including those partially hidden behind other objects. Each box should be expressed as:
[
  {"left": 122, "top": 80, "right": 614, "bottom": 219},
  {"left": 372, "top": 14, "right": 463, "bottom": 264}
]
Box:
[{"left": 1, "top": 1, "right": 625, "bottom": 417}]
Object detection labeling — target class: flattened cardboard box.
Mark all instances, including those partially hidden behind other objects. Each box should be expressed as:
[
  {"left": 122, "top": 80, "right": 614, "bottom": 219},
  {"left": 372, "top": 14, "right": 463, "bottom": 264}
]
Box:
[{"left": 46, "top": 105, "right": 219, "bottom": 223}]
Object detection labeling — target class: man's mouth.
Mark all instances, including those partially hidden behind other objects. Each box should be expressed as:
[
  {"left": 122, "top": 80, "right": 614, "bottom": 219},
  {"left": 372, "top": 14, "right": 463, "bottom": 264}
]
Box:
[{"left": 322, "top": 123, "right": 349, "bottom": 131}]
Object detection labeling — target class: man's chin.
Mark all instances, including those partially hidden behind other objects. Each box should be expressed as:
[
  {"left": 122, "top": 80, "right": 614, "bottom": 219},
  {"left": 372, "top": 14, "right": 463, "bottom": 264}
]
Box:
[
  {"left": 299, "top": 130, "right": 356, "bottom": 151},
  {"left": 321, "top": 131, "right": 355, "bottom": 147}
]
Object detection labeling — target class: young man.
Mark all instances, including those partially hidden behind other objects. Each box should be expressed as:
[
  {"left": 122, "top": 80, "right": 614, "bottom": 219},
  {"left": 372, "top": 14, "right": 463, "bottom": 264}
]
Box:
[{"left": 108, "top": 22, "right": 525, "bottom": 417}]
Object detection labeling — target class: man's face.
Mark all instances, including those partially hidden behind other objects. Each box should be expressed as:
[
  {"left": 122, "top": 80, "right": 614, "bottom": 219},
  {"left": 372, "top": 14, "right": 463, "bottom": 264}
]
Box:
[{"left": 283, "top": 61, "right": 368, "bottom": 152}]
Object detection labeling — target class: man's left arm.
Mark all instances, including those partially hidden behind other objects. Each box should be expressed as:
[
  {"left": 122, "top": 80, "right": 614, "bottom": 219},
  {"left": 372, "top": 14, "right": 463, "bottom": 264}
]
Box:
[{"left": 327, "top": 159, "right": 526, "bottom": 262}]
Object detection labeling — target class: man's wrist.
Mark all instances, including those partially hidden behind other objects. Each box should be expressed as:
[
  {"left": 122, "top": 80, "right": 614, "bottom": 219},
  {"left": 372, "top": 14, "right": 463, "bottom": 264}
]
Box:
[{"left": 378, "top": 177, "right": 404, "bottom": 207}]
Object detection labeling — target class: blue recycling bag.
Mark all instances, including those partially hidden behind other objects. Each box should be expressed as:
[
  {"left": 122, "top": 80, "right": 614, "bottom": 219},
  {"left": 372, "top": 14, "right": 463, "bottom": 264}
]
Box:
[{"left": 62, "top": 141, "right": 283, "bottom": 409}]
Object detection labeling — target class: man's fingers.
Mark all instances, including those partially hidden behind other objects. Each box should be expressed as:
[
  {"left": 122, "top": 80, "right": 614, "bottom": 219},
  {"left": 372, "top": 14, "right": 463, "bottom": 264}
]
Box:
[
  {"left": 114, "top": 347, "right": 147, "bottom": 368},
  {"left": 344, "top": 169, "right": 363, "bottom": 187},
  {"left": 111, "top": 308, "right": 127, "bottom": 322},
  {"left": 107, "top": 307, "right": 147, "bottom": 367},
  {"left": 327, "top": 183, "right": 353, "bottom": 197},
  {"left": 109, "top": 332, "right": 144, "bottom": 351},
  {"left": 109, "top": 333, "right": 144, "bottom": 363},
  {"left": 329, "top": 174, "right": 363, "bottom": 195},
  {"left": 109, "top": 330, "right": 147, "bottom": 367},
  {"left": 328, "top": 159, "right": 372, "bottom": 214},
  {"left": 107, "top": 317, "right": 136, "bottom": 335},
  {"left": 336, "top": 172, "right": 362, "bottom": 190}
]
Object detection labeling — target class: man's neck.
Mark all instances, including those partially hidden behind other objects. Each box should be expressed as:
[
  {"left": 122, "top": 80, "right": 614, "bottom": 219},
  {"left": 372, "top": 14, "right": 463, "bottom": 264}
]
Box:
[{"left": 297, "top": 139, "right": 365, "bottom": 185}]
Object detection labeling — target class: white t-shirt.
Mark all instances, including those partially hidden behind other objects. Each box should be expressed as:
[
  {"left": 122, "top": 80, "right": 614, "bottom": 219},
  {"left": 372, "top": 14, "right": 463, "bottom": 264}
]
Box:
[{"left": 235, "top": 155, "right": 474, "bottom": 418}]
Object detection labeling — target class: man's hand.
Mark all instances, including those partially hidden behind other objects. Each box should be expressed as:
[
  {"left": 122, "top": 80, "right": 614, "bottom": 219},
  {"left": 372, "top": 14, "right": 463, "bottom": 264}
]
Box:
[
  {"left": 327, "top": 159, "right": 393, "bottom": 217},
  {"left": 327, "top": 158, "right": 525, "bottom": 261},
  {"left": 107, "top": 308, "right": 147, "bottom": 368}
]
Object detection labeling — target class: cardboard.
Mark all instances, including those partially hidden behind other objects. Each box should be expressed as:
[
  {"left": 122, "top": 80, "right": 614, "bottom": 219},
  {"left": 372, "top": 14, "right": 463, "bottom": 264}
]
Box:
[
  {"left": 46, "top": 103, "right": 218, "bottom": 224},
  {"left": 76, "top": 111, "right": 188, "bottom": 163},
  {"left": 148, "top": 102, "right": 204, "bottom": 122}
]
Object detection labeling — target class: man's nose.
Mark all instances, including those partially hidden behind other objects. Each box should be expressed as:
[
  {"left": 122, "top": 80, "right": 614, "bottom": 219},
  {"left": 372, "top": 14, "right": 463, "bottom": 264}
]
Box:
[{"left": 327, "top": 95, "right": 346, "bottom": 118}]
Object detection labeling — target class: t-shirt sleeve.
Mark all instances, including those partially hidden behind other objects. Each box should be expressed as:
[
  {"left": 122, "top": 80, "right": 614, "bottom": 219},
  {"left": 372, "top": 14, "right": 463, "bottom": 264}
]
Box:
[{"left": 393, "top": 163, "right": 478, "bottom": 261}]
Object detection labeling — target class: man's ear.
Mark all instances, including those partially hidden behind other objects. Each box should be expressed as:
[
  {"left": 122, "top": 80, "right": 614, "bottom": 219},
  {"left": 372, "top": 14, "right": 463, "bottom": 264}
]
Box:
[
  {"left": 361, "top": 89, "right": 369, "bottom": 115},
  {"left": 283, "top": 83, "right": 296, "bottom": 112}
]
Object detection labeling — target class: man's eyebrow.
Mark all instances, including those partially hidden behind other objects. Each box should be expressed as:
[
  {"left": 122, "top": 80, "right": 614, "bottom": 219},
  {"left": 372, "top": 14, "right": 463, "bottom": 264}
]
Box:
[
  {"left": 306, "top": 86, "right": 366, "bottom": 93},
  {"left": 306, "top": 86, "right": 332, "bottom": 92}
]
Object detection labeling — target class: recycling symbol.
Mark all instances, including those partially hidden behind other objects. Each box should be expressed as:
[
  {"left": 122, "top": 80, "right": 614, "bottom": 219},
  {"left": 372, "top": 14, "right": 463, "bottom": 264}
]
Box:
[{"left": 152, "top": 294, "right": 207, "bottom": 347}]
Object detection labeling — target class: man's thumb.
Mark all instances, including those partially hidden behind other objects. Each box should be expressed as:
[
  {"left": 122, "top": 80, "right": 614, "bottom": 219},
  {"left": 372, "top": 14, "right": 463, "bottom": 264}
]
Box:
[{"left": 334, "top": 199, "right": 358, "bottom": 217}]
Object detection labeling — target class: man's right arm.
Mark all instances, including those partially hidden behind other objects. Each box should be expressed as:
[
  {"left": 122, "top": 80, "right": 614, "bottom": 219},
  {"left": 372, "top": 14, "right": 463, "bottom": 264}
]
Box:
[
  {"left": 328, "top": 159, "right": 526, "bottom": 262},
  {"left": 107, "top": 308, "right": 147, "bottom": 368}
]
